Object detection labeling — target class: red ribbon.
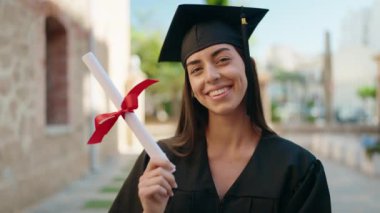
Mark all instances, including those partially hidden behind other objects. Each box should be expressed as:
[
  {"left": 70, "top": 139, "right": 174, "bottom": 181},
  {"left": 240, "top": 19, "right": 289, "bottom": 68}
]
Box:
[{"left": 88, "top": 79, "right": 158, "bottom": 144}]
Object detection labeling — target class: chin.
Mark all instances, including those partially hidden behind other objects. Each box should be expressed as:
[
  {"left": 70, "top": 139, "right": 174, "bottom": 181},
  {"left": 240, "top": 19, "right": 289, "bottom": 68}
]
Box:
[{"left": 208, "top": 105, "right": 242, "bottom": 116}]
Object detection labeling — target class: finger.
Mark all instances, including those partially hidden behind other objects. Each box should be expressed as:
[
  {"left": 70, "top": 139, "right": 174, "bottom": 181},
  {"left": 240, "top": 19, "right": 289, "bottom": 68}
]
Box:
[
  {"left": 139, "top": 175, "right": 173, "bottom": 196},
  {"left": 142, "top": 167, "right": 177, "bottom": 189},
  {"left": 139, "top": 184, "right": 168, "bottom": 199},
  {"left": 139, "top": 175, "right": 174, "bottom": 196},
  {"left": 144, "top": 159, "right": 177, "bottom": 189},
  {"left": 146, "top": 158, "right": 176, "bottom": 173}
]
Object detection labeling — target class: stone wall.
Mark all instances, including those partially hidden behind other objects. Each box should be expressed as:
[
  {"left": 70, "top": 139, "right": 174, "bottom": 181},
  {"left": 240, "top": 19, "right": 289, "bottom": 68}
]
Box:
[{"left": 0, "top": 0, "right": 129, "bottom": 211}]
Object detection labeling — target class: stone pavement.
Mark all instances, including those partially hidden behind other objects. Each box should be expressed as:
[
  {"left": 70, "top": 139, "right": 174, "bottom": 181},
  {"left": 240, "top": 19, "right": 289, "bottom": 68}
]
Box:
[
  {"left": 21, "top": 122, "right": 174, "bottom": 213},
  {"left": 323, "top": 158, "right": 380, "bottom": 212},
  {"left": 21, "top": 154, "right": 139, "bottom": 213}
]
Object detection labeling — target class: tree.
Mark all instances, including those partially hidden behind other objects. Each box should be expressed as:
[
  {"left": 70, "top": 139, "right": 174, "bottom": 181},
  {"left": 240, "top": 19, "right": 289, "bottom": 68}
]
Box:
[
  {"left": 271, "top": 68, "right": 308, "bottom": 122},
  {"left": 205, "top": 0, "right": 229, "bottom": 6},
  {"left": 357, "top": 86, "right": 376, "bottom": 100},
  {"left": 131, "top": 29, "right": 184, "bottom": 119},
  {"left": 272, "top": 68, "right": 305, "bottom": 103},
  {"left": 357, "top": 85, "right": 377, "bottom": 123}
]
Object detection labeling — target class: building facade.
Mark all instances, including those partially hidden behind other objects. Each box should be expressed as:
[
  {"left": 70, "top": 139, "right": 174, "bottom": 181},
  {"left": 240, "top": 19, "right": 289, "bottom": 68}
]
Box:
[
  {"left": 0, "top": 0, "right": 131, "bottom": 211},
  {"left": 334, "top": 0, "right": 380, "bottom": 123}
]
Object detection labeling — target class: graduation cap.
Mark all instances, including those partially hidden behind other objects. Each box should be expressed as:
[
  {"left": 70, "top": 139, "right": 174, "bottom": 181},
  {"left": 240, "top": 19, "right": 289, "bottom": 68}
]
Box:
[{"left": 158, "top": 4, "right": 268, "bottom": 64}]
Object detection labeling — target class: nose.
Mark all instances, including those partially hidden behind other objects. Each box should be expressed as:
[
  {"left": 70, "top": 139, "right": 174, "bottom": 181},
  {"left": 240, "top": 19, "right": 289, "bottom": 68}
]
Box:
[{"left": 205, "top": 64, "right": 220, "bottom": 83}]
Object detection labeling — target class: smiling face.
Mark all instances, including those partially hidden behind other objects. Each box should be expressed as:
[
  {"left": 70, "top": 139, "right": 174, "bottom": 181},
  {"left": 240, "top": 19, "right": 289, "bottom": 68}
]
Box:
[{"left": 186, "top": 44, "right": 247, "bottom": 116}]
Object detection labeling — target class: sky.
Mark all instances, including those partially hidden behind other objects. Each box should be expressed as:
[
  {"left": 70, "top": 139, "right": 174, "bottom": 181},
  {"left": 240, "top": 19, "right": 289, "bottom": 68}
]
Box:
[{"left": 131, "top": 0, "right": 375, "bottom": 61}]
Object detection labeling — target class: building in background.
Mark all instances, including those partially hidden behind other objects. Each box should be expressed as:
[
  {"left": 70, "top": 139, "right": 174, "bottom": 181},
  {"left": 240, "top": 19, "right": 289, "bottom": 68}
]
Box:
[
  {"left": 264, "top": 45, "right": 325, "bottom": 124},
  {"left": 368, "top": 0, "right": 380, "bottom": 51},
  {"left": 334, "top": 0, "right": 379, "bottom": 124},
  {"left": 0, "top": 0, "right": 133, "bottom": 212},
  {"left": 264, "top": 0, "right": 380, "bottom": 125}
]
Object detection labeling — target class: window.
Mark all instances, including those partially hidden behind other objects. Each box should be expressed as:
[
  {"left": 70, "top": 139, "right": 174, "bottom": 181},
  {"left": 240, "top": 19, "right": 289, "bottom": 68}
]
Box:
[{"left": 45, "top": 17, "right": 68, "bottom": 125}]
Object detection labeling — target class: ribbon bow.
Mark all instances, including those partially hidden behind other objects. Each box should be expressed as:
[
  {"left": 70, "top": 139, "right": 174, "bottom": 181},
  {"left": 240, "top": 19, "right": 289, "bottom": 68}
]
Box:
[{"left": 88, "top": 79, "right": 158, "bottom": 144}]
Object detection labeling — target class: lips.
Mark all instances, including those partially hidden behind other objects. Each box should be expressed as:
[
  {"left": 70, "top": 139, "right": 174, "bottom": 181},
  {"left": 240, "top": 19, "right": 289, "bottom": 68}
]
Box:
[{"left": 208, "top": 86, "right": 231, "bottom": 98}]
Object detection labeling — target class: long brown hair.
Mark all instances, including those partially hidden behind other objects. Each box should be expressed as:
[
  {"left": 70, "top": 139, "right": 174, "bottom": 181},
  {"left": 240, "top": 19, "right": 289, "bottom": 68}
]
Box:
[{"left": 162, "top": 47, "right": 275, "bottom": 156}]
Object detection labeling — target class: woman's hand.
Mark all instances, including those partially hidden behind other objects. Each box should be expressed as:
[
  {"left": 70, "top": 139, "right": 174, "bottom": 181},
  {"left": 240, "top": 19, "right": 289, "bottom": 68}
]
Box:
[{"left": 138, "top": 158, "right": 177, "bottom": 213}]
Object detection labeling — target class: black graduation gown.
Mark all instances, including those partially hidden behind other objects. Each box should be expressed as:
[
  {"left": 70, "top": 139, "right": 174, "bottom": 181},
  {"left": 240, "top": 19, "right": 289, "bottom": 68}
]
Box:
[{"left": 110, "top": 134, "right": 331, "bottom": 213}]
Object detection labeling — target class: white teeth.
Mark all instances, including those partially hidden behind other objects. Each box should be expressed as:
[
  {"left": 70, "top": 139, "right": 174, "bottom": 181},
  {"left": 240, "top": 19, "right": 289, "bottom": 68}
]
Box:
[{"left": 209, "top": 87, "right": 228, "bottom": 96}]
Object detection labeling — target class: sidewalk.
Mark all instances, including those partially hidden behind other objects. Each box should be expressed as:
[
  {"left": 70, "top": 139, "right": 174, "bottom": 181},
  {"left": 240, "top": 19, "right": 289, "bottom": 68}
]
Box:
[
  {"left": 22, "top": 122, "right": 175, "bottom": 213},
  {"left": 323, "top": 157, "right": 380, "bottom": 212},
  {"left": 22, "top": 154, "right": 139, "bottom": 213}
]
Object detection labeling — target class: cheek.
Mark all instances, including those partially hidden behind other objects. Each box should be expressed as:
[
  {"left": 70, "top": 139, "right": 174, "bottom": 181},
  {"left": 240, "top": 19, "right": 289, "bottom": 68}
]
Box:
[
  {"left": 239, "top": 64, "right": 248, "bottom": 89},
  {"left": 188, "top": 78, "right": 200, "bottom": 95},
  {"left": 236, "top": 69, "right": 248, "bottom": 95},
  {"left": 242, "top": 74, "right": 248, "bottom": 90},
  {"left": 233, "top": 66, "right": 247, "bottom": 88}
]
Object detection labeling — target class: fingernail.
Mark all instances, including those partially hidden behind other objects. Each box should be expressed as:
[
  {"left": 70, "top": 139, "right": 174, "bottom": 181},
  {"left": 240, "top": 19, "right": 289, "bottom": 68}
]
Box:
[
  {"left": 174, "top": 183, "right": 178, "bottom": 188},
  {"left": 171, "top": 191, "right": 174, "bottom": 196},
  {"left": 170, "top": 166, "right": 176, "bottom": 173}
]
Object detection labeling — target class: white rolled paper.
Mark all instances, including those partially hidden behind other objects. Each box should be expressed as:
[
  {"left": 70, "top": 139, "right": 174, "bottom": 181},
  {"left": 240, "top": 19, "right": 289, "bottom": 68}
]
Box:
[{"left": 82, "top": 52, "right": 168, "bottom": 161}]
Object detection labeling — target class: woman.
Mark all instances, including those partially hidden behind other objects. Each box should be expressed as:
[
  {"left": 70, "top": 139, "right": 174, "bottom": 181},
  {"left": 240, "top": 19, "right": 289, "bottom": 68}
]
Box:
[{"left": 110, "top": 4, "right": 331, "bottom": 213}]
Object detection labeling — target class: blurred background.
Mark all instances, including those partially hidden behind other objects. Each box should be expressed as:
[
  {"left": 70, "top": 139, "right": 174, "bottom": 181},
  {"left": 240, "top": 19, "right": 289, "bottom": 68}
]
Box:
[{"left": 1, "top": 0, "right": 379, "bottom": 212}]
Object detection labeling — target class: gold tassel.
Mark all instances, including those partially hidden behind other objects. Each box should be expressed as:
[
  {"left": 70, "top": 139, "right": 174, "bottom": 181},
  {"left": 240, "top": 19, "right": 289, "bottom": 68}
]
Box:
[{"left": 241, "top": 17, "right": 247, "bottom": 25}]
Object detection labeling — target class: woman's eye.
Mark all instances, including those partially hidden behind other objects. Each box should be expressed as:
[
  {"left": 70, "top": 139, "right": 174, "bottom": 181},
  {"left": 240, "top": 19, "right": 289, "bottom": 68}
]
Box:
[
  {"left": 191, "top": 67, "right": 202, "bottom": 74},
  {"left": 217, "top": 57, "right": 230, "bottom": 64}
]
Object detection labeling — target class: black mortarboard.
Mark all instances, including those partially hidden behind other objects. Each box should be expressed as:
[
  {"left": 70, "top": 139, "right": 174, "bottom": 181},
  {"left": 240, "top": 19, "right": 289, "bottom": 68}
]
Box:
[{"left": 158, "top": 4, "right": 268, "bottom": 64}]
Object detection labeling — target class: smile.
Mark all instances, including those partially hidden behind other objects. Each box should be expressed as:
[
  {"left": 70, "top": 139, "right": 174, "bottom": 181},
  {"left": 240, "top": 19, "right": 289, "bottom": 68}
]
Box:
[{"left": 208, "top": 87, "right": 231, "bottom": 98}]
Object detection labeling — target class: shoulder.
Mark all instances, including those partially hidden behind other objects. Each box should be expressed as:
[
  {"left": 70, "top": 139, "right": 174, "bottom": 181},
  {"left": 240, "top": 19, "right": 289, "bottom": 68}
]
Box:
[
  {"left": 262, "top": 134, "right": 315, "bottom": 161},
  {"left": 256, "top": 134, "right": 328, "bottom": 197},
  {"left": 259, "top": 134, "right": 317, "bottom": 174}
]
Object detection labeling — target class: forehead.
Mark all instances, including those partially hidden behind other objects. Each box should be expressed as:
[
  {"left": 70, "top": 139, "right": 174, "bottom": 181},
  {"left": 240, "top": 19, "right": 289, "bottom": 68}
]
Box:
[{"left": 186, "top": 43, "right": 236, "bottom": 62}]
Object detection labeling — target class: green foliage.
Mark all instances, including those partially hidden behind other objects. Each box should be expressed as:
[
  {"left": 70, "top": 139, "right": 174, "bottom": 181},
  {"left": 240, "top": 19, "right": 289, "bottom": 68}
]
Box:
[
  {"left": 272, "top": 69, "right": 305, "bottom": 84},
  {"left": 306, "top": 99, "right": 315, "bottom": 109},
  {"left": 100, "top": 185, "right": 121, "bottom": 193},
  {"left": 271, "top": 101, "right": 281, "bottom": 122},
  {"left": 365, "top": 142, "right": 380, "bottom": 159},
  {"left": 205, "top": 0, "right": 229, "bottom": 5},
  {"left": 306, "top": 115, "right": 316, "bottom": 123},
  {"left": 305, "top": 99, "right": 317, "bottom": 123},
  {"left": 131, "top": 30, "right": 162, "bottom": 78},
  {"left": 113, "top": 176, "right": 126, "bottom": 182},
  {"left": 131, "top": 29, "right": 184, "bottom": 117},
  {"left": 357, "top": 85, "right": 376, "bottom": 100},
  {"left": 84, "top": 200, "right": 113, "bottom": 209}
]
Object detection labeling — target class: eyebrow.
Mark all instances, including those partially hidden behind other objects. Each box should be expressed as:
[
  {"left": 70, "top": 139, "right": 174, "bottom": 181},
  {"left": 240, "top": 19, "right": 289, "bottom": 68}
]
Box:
[
  {"left": 211, "top": 47, "right": 231, "bottom": 58},
  {"left": 186, "top": 59, "right": 201, "bottom": 67},
  {"left": 186, "top": 47, "right": 231, "bottom": 67}
]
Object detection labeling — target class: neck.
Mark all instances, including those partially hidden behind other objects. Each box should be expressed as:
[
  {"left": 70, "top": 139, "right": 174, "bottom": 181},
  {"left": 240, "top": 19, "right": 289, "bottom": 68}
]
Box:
[{"left": 206, "top": 109, "right": 260, "bottom": 150}]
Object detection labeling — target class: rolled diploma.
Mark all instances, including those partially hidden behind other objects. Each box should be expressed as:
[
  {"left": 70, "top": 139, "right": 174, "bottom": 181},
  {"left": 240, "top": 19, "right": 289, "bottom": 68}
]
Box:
[{"left": 82, "top": 52, "right": 168, "bottom": 161}]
